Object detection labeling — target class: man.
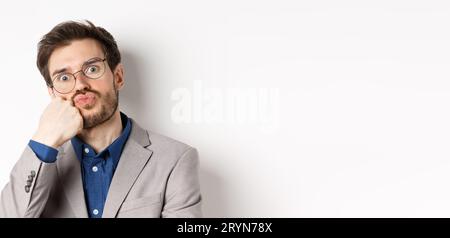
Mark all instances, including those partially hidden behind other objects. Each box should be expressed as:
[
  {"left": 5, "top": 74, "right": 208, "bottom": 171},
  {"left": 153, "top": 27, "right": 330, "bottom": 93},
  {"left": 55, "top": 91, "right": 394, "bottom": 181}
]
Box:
[{"left": 0, "top": 20, "right": 202, "bottom": 218}]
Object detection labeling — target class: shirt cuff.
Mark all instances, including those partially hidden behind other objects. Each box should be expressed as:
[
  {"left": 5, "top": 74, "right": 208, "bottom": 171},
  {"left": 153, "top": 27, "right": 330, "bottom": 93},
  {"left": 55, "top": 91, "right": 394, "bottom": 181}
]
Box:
[{"left": 28, "top": 140, "right": 58, "bottom": 163}]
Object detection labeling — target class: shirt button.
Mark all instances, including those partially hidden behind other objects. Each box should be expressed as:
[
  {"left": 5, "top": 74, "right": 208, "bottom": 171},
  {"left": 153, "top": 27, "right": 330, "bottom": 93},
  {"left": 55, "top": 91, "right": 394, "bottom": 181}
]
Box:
[
  {"left": 92, "top": 166, "right": 98, "bottom": 172},
  {"left": 84, "top": 148, "right": 90, "bottom": 154},
  {"left": 93, "top": 209, "right": 99, "bottom": 215}
]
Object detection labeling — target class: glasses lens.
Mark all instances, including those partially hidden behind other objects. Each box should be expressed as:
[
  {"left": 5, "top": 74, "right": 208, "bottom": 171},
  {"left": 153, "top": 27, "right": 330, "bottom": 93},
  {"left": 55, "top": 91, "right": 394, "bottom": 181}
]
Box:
[
  {"left": 83, "top": 60, "right": 105, "bottom": 79},
  {"left": 52, "top": 74, "right": 75, "bottom": 94}
]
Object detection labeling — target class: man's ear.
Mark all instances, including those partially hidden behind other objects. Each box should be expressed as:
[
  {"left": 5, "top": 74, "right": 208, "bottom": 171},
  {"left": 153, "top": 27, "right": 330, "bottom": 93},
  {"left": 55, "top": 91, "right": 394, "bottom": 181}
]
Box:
[{"left": 113, "top": 63, "right": 124, "bottom": 90}]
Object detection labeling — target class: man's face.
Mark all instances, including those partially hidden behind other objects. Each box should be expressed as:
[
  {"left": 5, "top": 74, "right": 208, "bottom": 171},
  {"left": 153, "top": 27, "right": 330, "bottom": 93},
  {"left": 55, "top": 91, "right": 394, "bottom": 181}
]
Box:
[{"left": 47, "top": 38, "right": 124, "bottom": 129}]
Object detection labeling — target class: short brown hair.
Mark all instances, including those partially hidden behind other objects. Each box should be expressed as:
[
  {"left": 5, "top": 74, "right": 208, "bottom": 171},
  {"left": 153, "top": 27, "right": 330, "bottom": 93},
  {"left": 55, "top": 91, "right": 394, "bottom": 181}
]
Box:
[{"left": 37, "top": 20, "right": 121, "bottom": 86}]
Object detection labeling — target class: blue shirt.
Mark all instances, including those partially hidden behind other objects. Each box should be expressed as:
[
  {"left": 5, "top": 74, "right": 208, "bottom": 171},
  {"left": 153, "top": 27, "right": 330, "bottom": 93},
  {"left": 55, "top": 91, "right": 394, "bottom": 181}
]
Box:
[{"left": 28, "top": 112, "right": 132, "bottom": 218}]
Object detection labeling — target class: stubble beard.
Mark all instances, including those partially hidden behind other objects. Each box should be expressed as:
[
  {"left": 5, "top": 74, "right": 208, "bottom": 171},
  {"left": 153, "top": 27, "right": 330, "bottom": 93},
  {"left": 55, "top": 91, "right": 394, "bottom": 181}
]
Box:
[{"left": 80, "top": 82, "right": 119, "bottom": 129}]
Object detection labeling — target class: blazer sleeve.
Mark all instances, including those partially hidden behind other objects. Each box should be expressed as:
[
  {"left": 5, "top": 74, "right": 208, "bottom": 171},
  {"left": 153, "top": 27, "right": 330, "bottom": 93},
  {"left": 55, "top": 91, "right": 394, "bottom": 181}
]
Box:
[
  {"left": 161, "top": 147, "right": 203, "bottom": 218},
  {"left": 0, "top": 145, "right": 57, "bottom": 218}
]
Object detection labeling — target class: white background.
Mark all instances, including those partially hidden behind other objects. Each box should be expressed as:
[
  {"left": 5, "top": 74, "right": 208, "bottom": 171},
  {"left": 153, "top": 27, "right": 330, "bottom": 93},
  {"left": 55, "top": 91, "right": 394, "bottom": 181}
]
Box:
[{"left": 1, "top": 0, "right": 450, "bottom": 217}]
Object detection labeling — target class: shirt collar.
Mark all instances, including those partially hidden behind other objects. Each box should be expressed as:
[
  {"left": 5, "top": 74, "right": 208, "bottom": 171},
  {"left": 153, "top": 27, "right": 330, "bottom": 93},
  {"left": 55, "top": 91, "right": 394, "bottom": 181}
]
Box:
[{"left": 71, "top": 112, "right": 132, "bottom": 165}]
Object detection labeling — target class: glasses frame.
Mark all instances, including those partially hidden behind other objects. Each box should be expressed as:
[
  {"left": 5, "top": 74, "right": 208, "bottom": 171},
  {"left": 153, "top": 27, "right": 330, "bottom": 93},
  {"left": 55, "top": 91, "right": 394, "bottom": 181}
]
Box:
[{"left": 51, "top": 58, "right": 107, "bottom": 94}]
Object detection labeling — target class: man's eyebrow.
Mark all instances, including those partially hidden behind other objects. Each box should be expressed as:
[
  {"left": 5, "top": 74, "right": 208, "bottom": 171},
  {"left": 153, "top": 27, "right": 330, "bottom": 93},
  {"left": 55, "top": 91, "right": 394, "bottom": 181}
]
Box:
[
  {"left": 83, "top": 57, "right": 103, "bottom": 65},
  {"left": 51, "top": 68, "right": 67, "bottom": 77},
  {"left": 51, "top": 57, "right": 104, "bottom": 77}
]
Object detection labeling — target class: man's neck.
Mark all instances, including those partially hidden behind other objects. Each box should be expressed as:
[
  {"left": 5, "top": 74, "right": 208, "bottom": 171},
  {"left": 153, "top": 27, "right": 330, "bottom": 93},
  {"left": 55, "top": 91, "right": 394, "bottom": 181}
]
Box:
[{"left": 78, "top": 110, "right": 123, "bottom": 153}]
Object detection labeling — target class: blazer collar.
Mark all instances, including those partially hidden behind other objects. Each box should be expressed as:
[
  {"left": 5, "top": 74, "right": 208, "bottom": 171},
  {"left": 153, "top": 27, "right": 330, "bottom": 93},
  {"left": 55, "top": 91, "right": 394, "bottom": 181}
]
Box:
[
  {"left": 102, "top": 119, "right": 153, "bottom": 217},
  {"left": 56, "top": 142, "right": 89, "bottom": 218}
]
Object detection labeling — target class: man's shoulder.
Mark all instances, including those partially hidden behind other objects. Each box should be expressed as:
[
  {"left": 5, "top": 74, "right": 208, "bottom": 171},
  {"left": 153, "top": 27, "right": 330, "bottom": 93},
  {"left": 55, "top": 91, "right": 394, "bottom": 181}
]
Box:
[
  {"left": 147, "top": 130, "right": 193, "bottom": 151},
  {"left": 130, "top": 118, "right": 196, "bottom": 157}
]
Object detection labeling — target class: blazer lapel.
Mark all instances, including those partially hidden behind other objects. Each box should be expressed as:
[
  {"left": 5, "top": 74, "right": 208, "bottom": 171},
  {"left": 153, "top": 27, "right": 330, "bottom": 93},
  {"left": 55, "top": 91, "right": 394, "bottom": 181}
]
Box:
[
  {"left": 56, "top": 141, "right": 89, "bottom": 218},
  {"left": 102, "top": 120, "right": 153, "bottom": 218}
]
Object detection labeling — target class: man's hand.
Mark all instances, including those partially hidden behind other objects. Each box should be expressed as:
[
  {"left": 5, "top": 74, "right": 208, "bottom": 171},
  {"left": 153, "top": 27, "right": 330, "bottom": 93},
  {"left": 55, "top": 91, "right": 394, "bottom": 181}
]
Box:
[{"left": 32, "top": 95, "right": 83, "bottom": 149}]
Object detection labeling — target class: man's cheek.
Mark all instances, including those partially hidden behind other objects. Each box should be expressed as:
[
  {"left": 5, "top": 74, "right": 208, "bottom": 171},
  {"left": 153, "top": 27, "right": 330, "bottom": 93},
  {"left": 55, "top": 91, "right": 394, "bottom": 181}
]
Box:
[{"left": 54, "top": 94, "right": 68, "bottom": 100}]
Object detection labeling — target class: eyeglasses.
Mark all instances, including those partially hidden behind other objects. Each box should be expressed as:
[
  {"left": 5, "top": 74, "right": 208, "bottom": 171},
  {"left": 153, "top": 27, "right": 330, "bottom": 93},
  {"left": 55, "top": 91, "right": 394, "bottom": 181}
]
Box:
[{"left": 51, "top": 58, "right": 107, "bottom": 94}]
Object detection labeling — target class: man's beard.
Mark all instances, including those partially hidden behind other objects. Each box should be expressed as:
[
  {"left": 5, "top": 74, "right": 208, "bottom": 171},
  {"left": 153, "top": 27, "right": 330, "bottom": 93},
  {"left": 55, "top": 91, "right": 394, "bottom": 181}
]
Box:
[{"left": 72, "top": 83, "right": 119, "bottom": 129}]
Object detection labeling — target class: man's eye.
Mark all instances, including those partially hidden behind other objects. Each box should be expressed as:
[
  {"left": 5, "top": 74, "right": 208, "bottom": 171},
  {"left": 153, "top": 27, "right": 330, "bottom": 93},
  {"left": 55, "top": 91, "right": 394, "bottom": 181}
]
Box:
[
  {"left": 85, "top": 65, "right": 99, "bottom": 74},
  {"left": 58, "top": 75, "right": 70, "bottom": 81}
]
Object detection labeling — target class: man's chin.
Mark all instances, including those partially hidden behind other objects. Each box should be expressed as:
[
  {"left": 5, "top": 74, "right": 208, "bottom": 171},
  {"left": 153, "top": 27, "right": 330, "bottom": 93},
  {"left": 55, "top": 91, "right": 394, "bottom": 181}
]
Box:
[
  {"left": 81, "top": 114, "right": 101, "bottom": 129},
  {"left": 79, "top": 107, "right": 100, "bottom": 119},
  {"left": 80, "top": 107, "right": 116, "bottom": 129},
  {"left": 76, "top": 103, "right": 96, "bottom": 110}
]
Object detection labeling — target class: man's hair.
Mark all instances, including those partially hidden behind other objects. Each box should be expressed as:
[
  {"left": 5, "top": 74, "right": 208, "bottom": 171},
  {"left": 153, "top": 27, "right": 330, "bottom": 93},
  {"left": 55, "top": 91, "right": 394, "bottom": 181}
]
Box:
[{"left": 37, "top": 20, "right": 121, "bottom": 87}]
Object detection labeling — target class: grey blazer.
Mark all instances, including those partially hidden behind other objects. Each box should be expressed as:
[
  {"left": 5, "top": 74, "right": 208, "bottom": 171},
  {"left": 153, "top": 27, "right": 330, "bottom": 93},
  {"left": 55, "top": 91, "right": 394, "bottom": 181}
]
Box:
[{"left": 0, "top": 118, "right": 202, "bottom": 218}]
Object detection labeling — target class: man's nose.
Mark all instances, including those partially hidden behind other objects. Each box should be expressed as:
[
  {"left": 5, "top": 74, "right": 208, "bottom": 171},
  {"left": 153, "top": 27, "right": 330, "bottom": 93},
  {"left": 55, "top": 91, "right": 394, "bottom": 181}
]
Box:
[{"left": 73, "top": 71, "right": 91, "bottom": 91}]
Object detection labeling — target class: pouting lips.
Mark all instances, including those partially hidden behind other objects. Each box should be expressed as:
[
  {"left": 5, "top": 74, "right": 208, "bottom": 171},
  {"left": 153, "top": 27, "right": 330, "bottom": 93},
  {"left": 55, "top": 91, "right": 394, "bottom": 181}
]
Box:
[{"left": 73, "top": 92, "right": 96, "bottom": 106}]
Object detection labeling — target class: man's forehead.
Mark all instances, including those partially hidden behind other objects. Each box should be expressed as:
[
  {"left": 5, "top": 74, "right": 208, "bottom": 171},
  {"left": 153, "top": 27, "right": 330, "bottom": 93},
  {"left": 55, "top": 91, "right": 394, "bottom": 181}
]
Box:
[{"left": 48, "top": 39, "right": 104, "bottom": 71}]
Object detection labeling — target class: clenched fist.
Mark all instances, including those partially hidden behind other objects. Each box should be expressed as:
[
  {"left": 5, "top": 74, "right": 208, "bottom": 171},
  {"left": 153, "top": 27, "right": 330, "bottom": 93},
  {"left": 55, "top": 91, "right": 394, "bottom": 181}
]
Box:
[{"left": 32, "top": 95, "right": 83, "bottom": 149}]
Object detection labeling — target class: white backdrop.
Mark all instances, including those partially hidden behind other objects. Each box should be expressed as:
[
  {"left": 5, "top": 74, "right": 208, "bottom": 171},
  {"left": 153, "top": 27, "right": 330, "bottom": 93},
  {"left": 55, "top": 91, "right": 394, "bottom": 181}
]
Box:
[{"left": 1, "top": 0, "right": 450, "bottom": 217}]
